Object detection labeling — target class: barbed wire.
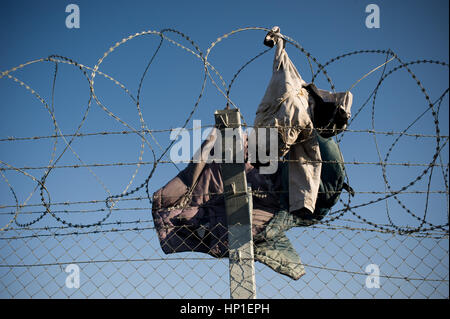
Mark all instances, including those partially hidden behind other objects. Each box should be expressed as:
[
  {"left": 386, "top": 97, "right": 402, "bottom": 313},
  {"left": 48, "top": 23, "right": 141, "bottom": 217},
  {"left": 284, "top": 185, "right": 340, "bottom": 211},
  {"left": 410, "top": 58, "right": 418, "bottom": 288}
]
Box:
[
  {"left": 0, "top": 220, "right": 447, "bottom": 240},
  {"left": 0, "top": 158, "right": 448, "bottom": 172},
  {"left": 2, "top": 127, "right": 448, "bottom": 144}
]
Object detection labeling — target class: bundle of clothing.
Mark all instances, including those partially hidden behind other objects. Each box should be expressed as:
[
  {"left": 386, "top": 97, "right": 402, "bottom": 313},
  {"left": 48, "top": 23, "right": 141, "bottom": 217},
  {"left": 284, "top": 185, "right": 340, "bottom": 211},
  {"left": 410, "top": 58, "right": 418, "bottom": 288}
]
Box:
[{"left": 152, "top": 26, "right": 354, "bottom": 280}]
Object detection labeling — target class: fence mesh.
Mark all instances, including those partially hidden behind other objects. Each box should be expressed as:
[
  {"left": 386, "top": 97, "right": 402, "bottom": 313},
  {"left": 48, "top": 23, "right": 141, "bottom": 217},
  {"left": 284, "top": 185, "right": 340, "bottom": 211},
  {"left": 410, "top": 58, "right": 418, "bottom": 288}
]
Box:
[{"left": 0, "top": 217, "right": 448, "bottom": 298}]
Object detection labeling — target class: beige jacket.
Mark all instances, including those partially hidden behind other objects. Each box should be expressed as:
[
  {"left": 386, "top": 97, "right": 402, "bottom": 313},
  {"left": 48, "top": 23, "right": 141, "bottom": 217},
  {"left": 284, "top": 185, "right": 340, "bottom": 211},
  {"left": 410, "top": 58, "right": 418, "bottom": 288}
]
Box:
[
  {"left": 254, "top": 27, "right": 353, "bottom": 214},
  {"left": 254, "top": 27, "right": 321, "bottom": 213}
]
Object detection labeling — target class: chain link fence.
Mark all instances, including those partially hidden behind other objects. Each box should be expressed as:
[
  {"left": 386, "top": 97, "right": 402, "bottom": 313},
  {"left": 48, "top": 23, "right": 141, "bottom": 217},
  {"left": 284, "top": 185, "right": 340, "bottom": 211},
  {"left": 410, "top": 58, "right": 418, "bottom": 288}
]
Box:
[{"left": 0, "top": 214, "right": 448, "bottom": 298}]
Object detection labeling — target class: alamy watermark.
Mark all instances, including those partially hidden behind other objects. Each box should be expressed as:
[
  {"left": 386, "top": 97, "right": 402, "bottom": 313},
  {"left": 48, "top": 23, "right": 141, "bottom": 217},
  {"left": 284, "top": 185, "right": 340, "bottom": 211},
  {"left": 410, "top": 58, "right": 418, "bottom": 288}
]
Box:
[
  {"left": 65, "top": 264, "right": 80, "bottom": 289},
  {"left": 365, "top": 264, "right": 380, "bottom": 289},
  {"left": 365, "top": 4, "right": 380, "bottom": 29},
  {"left": 169, "top": 120, "right": 279, "bottom": 174},
  {"left": 65, "top": 4, "right": 80, "bottom": 29}
]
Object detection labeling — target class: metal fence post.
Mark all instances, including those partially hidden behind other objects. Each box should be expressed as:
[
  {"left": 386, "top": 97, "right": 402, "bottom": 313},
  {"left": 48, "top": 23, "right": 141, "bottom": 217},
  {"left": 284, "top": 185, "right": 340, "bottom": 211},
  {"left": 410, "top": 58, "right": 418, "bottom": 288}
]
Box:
[{"left": 214, "top": 108, "right": 256, "bottom": 299}]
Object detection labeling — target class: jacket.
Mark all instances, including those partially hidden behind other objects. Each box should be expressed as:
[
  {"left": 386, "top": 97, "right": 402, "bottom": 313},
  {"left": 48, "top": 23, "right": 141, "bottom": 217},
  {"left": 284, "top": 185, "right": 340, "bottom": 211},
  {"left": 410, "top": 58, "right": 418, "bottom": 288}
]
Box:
[
  {"left": 254, "top": 26, "right": 353, "bottom": 214},
  {"left": 152, "top": 133, "right": 306, "bottom": 280}
]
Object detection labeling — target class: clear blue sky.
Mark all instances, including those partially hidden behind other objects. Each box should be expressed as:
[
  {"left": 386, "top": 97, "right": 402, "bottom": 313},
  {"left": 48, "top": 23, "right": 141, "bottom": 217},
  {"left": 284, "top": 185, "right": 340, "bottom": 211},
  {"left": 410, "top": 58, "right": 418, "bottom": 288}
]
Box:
[{"left": 0, "top": 0, "right": 448, "bottom": 298}]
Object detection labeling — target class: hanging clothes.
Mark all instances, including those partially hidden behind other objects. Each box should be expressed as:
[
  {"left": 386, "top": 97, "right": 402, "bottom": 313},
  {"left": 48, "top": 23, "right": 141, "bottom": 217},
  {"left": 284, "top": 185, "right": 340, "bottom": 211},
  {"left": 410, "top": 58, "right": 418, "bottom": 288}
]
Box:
[
  {"left": 254, "top": 26, "right": 321, "bottom": 214},
  {"left": 152, "top": 26, "right": 354, "bottom": 280},
  {"left": 151, "top": 131, "right": 354, "bottom": 280},
  {"left": 152, "top": 132, "right": 306, "bottom": 280},
  {"left": 254, "top": 26, "right": 353, "bottom": 215}
]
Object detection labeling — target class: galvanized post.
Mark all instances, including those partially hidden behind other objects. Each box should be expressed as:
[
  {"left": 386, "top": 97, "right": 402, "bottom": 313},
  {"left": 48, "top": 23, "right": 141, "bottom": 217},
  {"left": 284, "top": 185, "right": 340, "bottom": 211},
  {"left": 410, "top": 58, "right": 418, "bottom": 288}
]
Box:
[{"left": 214, "top": 108, "right": 256, "bottom": 299}]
